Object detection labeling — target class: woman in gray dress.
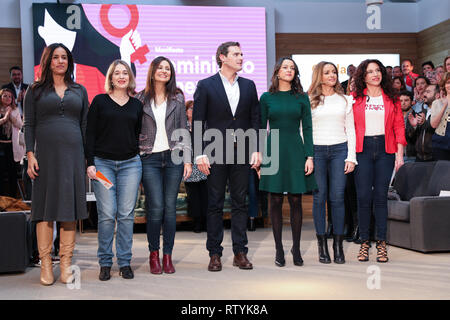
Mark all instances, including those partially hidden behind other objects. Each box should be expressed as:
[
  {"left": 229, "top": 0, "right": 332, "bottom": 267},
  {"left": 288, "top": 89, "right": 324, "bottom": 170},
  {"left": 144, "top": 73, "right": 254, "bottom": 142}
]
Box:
[{"left": 24, "top": 43, "right": 89, "bottom": 286}]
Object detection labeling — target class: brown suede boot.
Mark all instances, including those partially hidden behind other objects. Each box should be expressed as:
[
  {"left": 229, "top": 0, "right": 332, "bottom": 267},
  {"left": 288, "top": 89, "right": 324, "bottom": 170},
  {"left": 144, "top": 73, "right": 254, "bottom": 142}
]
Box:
[
  {"left": 36, "top": 221, "right": 55, "bottom": 286},
  {"left": 59, "top": 222, "right": 76, "bottom": 284}
]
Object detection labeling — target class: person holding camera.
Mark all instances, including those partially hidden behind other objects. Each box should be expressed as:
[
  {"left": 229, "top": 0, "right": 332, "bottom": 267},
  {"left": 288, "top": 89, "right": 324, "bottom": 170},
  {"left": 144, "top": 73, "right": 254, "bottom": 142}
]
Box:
[{"left": 406, "top": 84, "right": 440, "bottom": 161}]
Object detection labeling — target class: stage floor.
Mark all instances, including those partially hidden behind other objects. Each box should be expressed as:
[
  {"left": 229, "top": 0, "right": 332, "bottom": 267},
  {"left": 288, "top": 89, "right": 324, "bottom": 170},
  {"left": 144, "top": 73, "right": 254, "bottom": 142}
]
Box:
[{"left": 1, "top": 215, "right": 449, "bottom": 300}]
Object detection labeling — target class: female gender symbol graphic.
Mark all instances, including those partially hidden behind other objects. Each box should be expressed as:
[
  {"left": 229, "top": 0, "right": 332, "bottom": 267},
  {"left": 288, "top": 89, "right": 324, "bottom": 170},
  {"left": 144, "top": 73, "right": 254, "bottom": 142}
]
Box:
[{"left": 100, "top": 4, "right": 149, "bottom": 64}]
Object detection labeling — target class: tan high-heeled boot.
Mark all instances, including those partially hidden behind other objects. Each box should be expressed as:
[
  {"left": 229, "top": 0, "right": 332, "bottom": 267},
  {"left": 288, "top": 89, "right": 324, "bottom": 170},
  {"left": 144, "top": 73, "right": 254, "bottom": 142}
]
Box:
[
  {"left": 36, "top": 221, "right": 55, "bottom": 285},
  {"left": 59, "top": 221, "right": 76, "bottom": 284}
]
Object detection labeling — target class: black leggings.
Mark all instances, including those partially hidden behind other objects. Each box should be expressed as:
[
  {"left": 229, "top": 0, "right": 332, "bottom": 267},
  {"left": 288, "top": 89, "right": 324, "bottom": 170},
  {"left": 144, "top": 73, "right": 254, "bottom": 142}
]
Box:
[{"left": 269, "top": 193, "right": 303, "bottom": 252}]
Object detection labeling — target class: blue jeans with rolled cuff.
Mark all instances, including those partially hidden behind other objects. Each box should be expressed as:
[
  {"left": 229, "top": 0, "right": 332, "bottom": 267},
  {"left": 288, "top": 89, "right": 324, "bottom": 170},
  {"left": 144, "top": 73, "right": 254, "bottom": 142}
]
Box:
[{"left": 93, "top": 155, "right": 142, "bottom": 268}]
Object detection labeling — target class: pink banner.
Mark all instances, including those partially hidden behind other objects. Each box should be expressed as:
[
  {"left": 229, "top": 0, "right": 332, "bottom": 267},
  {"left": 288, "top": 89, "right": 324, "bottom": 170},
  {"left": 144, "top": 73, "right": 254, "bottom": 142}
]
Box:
[{"left": 82, "top": 4, "right": 267, "bottom": 100}]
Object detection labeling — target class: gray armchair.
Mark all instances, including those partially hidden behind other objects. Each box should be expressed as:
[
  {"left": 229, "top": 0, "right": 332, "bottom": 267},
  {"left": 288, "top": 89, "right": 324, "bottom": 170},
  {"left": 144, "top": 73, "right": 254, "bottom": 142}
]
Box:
[{"left": 387, "top": 161, "right": 450, "bottom": 252}]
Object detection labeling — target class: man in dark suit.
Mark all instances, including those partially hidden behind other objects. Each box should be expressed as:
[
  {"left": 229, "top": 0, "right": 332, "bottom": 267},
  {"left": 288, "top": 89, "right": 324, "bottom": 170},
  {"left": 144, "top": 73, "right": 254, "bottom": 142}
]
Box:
[
  {"left": 193, "top": 41, "right": 261, "bottom": 272},
  {"left": 2, "top": 66, "right": 29, "bottom": 116},
  {"left": 340, "top": 64, "right": 356, "bottom": 94}
]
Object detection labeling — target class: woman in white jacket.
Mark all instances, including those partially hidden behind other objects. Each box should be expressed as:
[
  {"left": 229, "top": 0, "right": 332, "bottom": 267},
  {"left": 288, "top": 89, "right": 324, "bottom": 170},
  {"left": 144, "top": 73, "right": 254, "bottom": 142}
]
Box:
[
  {"left": 0, "top": 88, "right": 25, "bottom": 196},
  {"left": 308, "top": 62, "right": 357, "bottom": 264}
]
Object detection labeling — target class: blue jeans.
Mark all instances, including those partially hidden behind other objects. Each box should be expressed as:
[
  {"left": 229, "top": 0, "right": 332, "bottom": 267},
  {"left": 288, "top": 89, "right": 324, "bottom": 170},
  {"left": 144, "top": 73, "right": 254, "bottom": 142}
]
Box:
[
  {"left": 312, "top": 142, "right": 348, "bottom": 236},
  {"left": 354, "top": 136, "right": 394, "bottom": 241},
  {"left": 141, "top": 150, "right": 184, "bottom": 255},
  {"left": 93, "top": 155, "right": 142, "bottom": 267}
]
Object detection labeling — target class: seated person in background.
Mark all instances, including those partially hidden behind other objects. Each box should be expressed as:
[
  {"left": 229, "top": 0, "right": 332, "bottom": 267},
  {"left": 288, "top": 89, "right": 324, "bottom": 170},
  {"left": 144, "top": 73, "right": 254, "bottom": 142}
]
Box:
[
  {"left": 413, "top": 76, "right": 430, "bottom": 103},
  {"left": 406, "top": 84, "right": 440, "bottom": 161},
  {"left": 399, "top": 90, "right": 416, "bottom": 162},
  {"left": 392, "top": 66, "right": 402, "bottom": 78},
  {"left": 430, "top": 72, "right": 450, "bottom": 160},
  {"left": 421, "top": 61, "right": 435, "bottom": 75}
]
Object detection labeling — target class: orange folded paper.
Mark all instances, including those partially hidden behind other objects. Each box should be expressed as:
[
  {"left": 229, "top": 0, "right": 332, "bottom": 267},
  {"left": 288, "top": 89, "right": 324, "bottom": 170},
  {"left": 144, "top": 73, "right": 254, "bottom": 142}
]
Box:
[{"left": 96, "top": 171, "right": 113, "bottom": 190}]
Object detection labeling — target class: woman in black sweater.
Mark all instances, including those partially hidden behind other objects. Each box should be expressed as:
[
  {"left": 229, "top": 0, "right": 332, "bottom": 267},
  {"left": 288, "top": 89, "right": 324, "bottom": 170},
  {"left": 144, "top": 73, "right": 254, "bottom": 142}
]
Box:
[{"left": 86, "top": 60, "right": 143, "bottom": 281}]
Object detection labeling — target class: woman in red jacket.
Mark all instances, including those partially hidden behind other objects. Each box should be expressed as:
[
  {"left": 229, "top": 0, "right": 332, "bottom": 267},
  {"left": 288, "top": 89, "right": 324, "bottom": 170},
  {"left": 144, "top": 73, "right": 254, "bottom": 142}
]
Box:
[{"left": 352, "top": 59, "right": 406, "bottom": 263}]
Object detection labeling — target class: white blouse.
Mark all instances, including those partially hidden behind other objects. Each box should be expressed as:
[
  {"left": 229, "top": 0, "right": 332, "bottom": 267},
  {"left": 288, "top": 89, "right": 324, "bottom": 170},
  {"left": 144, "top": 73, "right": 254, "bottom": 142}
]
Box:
[
  {"left": 151, "top": 99, "right": 170, "bottom": 153},
  {"left": 311, "top": 93, "right": 357, "bottom": 163}
]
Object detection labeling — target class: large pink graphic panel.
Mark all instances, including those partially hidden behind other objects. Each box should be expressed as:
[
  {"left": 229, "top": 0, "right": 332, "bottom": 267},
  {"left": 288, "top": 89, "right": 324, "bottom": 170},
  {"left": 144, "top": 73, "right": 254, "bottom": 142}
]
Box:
[{"left": 83, "top": 4, "right": 267, "bottom": 100}]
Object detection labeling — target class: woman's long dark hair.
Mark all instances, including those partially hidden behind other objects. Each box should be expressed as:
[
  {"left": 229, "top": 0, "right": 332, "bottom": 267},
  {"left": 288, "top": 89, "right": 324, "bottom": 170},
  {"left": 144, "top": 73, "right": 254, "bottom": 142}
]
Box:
[
  {"left": 32, "top": 43, "right": 76, "bottom": 100},
  {"left": 392, "top": 76, "right": 406, "bottom": 92},
  {"left": 143, "top": 56, "right": 178, "bottom": 103},
  {"left": 354, "top": 59, "right": 396, "bottom": 101},
  {"left": 269, "top": 57, "right": 304, "bottom": 95}
]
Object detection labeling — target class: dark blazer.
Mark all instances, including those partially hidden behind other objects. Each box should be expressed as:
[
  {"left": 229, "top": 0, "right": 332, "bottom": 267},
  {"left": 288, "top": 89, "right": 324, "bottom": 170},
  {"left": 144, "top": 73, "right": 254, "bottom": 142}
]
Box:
[
  {"left": 192, "top": 73, "right": 260, "bottom": 164},
  {"left": 2, "top": 82, "right": 29, "bottom": 99}
]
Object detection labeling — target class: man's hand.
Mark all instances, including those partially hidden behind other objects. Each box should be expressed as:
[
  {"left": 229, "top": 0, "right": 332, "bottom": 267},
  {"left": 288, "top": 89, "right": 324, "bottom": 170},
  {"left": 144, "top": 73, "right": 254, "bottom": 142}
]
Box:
[
  {"left": 416, "top": 113, "right": 425, "bottom": 126},
  {"left": 250, "top": 152, "right": 262, "bottom": 170},
  {"left": 408, "top": 113, "right": 418, "bottom": 127},
  {"left": 17, "top": 89, "right": 25, "bottom": 103}
]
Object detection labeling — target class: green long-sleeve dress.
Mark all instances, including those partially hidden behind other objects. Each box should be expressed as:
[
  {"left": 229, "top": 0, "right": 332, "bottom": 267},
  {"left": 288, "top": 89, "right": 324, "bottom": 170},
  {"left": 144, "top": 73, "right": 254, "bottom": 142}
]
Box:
[{"left": 259, "top": 90, "right": 317, "bottom": 194}]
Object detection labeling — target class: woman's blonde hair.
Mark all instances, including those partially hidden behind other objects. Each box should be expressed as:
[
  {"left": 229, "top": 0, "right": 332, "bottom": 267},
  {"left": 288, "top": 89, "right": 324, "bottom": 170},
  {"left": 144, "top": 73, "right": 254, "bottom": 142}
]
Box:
[
  {"left": 104, "top": 60, "right": 136, "bottom": 95},
  {"left": 308, "top": 61, "right": 346, "bottom": 109},
  {"left": 440, "top": 72, "right": 450, "bottom": 96}
]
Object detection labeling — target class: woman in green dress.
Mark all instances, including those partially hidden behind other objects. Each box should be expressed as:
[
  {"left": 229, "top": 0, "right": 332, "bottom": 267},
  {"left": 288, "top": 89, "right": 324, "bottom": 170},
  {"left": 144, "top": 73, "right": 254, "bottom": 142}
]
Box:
[{"left": 259, "top": 57, "right": 317, "bottom": 267}]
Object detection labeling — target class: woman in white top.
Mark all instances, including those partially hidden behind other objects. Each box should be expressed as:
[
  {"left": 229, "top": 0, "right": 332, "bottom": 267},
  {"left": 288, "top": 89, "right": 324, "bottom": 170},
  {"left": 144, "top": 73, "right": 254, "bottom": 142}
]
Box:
[
  {"left": 308, "top": 61, "right": 356, "bottom": 264},
  {"left": 135, "top": 56, "right": 192, "bottom": 275}
]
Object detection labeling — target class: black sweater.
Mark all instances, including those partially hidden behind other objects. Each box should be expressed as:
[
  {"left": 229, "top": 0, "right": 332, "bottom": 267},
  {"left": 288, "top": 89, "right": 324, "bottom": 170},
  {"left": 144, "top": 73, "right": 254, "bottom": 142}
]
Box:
[{"left": 86, "top": 94, "right": 143, "bottom": 166}]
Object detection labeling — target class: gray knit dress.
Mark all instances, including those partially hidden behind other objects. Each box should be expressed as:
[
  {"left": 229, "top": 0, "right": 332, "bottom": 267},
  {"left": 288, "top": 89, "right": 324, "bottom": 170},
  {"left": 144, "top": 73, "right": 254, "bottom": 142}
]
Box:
[{"left": 24, "top": 84, "right": 89, "bottom": 222}]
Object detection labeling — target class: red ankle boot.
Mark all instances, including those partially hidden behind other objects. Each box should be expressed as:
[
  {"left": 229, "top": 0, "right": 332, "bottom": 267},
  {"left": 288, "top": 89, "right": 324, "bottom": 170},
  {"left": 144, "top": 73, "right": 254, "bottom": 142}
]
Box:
[
  {"left": 149, "top": 251, "right": 162, "bottom": 274},
  {"left": 162, "top": 254, "right": 175, "bottom": 274}
]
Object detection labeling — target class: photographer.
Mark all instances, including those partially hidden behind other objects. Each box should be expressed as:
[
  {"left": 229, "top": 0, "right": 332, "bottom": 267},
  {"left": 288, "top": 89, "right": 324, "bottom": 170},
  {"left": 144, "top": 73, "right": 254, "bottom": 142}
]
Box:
[{"left": 406, "top": 84, "right": 440, "bottom": 161}]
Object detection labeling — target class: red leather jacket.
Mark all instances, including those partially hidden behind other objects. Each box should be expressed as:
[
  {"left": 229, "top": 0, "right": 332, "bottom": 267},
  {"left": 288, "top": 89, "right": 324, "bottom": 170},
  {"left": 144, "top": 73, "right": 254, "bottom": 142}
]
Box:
[{"left": 352, "top": 89, "right": 407, "bottom": 154}]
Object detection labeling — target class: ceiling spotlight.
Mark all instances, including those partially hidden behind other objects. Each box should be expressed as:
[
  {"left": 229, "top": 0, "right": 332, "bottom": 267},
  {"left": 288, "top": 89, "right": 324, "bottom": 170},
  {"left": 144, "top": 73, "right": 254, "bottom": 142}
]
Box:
[{"left": 366, "top": 0, "right": 384, "bottom": 5}]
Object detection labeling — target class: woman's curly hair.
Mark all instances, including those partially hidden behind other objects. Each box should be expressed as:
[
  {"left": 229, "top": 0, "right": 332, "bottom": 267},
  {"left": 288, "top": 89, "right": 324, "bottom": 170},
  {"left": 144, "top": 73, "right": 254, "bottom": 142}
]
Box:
[{"left": 353, "top": 59, "right": 396, "bottom": 101}]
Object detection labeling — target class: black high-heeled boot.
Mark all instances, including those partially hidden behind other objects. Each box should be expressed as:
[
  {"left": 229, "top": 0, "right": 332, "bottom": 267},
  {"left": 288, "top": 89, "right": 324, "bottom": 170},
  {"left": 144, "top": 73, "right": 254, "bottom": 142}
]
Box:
[
  {"left": 291, "top": 247, "right": 303, "bottom": 266},
  {"left": 316, "top": 234, "right": 331, "bottom": 264},
  {"left": 333, "top": 234, "right": 345, "bottom": 264},
  {"left": 275, "top": 249, "right": 285, "bottom": 267},
  {"left": 352, "top": 226, "right": 362, "bottom": 244}
]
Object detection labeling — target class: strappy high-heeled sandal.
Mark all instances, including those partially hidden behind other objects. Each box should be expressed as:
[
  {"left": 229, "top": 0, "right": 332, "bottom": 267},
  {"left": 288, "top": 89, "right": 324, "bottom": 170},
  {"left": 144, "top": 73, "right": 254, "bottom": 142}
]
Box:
[
  {"left": 357, "top": 241, "right": 371, "bottom": 262},
  {"left": 376, "top": 240, "right": 389, "bottom": 263}
]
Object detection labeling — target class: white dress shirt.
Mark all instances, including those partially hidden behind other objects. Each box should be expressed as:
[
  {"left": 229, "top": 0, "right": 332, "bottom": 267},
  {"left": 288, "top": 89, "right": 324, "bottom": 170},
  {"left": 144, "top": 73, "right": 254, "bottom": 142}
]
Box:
[
  {"left": 13, "top": 83, "right": 23, "bottom": 116},
  {"left": 151, "top": 99, "right": 170, "bottom": 153},
  {"left": 219, "top": 71, "right": 240, "bottom": 116}
]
